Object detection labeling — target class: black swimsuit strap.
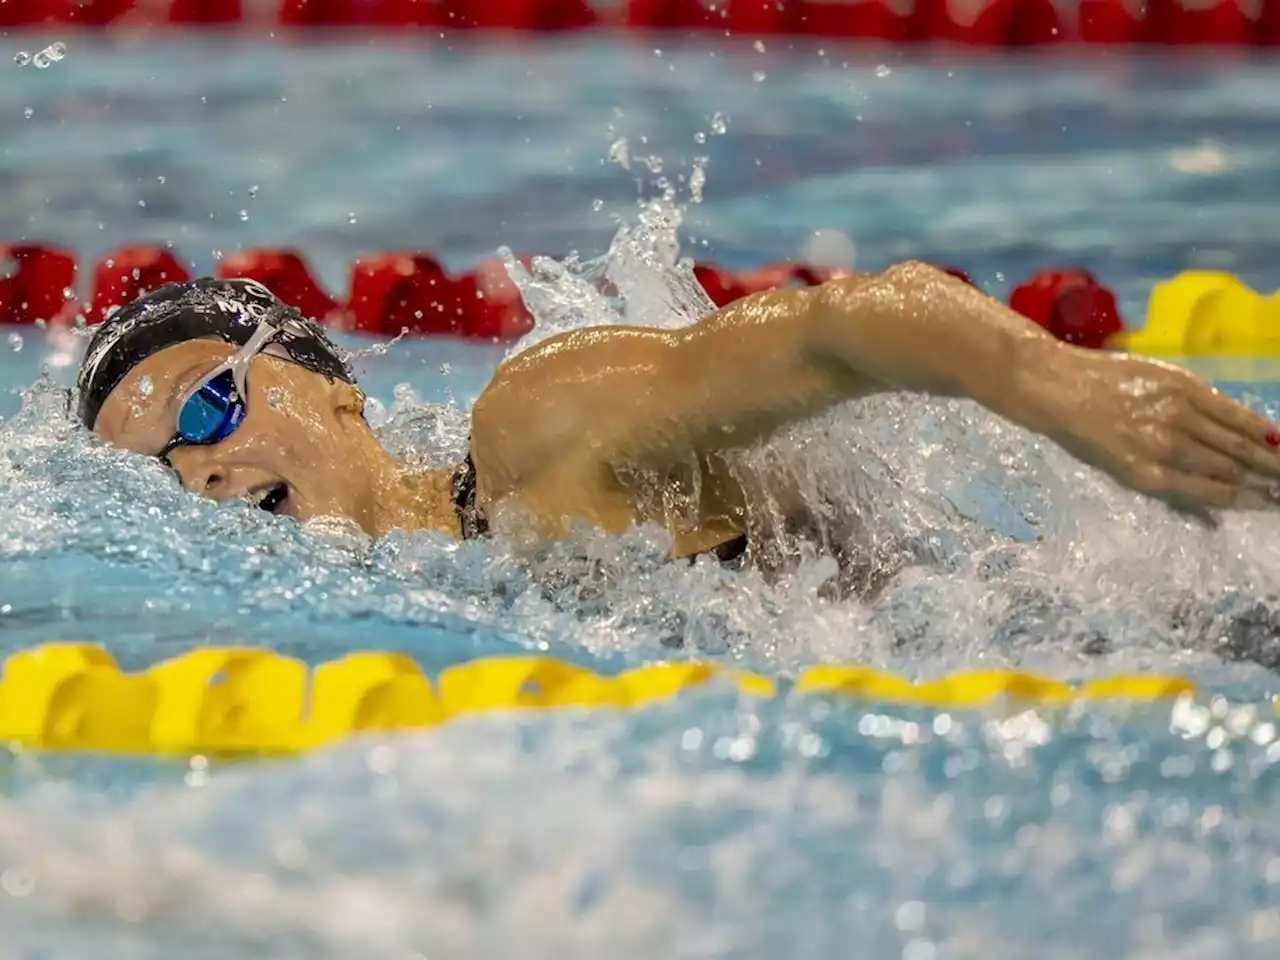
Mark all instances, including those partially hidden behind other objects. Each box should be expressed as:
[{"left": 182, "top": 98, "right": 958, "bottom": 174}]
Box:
[{"left": 451, "top": 451, "right": 490, "bottom": 540}]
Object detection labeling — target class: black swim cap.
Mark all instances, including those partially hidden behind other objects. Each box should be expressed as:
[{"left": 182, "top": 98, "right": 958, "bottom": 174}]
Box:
[{"left": 76, "top": 277, "right": 355, "bottom": 430}]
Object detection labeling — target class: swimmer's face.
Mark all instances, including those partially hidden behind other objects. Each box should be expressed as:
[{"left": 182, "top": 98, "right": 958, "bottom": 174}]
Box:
[{"left": 91, "top": 340, "right": 378, "bottom": 527}]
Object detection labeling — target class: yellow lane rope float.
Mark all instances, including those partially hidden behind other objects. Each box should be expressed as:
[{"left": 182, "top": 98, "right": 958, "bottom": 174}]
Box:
[
  {"left": 0, "top": 643, "right": 1237, "bottom": 759},
  {"left": 1118, "top": 271, "right": 1280, "bottom": 357}
]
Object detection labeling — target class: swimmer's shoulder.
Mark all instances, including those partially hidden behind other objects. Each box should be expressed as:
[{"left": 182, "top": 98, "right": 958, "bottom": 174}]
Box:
[{"left": 469, "top": 324, "right": 675, "bottom": 493}]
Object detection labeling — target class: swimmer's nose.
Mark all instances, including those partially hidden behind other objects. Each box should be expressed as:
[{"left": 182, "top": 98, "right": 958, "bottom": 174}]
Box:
[{"left": 168, "top": 448, "right": 233, "bottom": 499}]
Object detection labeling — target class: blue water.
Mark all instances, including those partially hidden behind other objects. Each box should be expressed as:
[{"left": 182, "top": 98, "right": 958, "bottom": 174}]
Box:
[{"left": 3, "top": 36, "right": 1280, "bottom": 957}]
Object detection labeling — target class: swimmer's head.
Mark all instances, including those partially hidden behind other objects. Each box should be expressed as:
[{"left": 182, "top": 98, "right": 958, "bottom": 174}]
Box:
[{"left": 77, "top": 277, "right": 390, "bottom": 527}]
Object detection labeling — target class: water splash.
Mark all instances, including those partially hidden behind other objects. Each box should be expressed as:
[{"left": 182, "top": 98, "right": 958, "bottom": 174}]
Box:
[{"left": 485, "top": 183, "right": 1280, "bottom": 680}]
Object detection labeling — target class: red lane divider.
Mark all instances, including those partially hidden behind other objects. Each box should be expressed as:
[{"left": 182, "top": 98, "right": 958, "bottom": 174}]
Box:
[
  {"left": 0, "top": 242, "right": 1126, "bottom": 350},
  {"left": 217, "top": 249, "right": 338, "bottom": 323},
  {"left": 0, "top": 244, "right": 76, "bottom": 327},
  {"left": 2, "top": 0, "right": 1280, "bottom": 42},
  {"left": 88, "top": 246, "right": 191, "bottom": 324},
  {"left": 1009, "top": 267, "right": 1122, "bottom": 350}
]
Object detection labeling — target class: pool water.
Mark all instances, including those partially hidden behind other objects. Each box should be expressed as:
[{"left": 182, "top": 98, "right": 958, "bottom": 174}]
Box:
[{"left": 3, "top": 36, "right": 1280, "bottom": 957}]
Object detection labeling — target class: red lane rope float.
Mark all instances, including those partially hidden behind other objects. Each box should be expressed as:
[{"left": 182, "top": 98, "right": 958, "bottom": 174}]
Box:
[
  {"left": 0, "top": 241, "right": 1122, "bottom": 348},
  {"left": 1, "top": 0, "right": 1279, "bottom": 43}
]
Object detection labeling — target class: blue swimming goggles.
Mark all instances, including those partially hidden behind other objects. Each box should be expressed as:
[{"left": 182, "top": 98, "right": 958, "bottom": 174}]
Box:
[{"left": 157, "top": 318, "right": 293, "bottom": 463}]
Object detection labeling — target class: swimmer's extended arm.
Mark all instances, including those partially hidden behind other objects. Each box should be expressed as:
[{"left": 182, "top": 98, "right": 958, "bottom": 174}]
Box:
[{"left": 474, "top": 261, "right": 1280, "bottom": 514}]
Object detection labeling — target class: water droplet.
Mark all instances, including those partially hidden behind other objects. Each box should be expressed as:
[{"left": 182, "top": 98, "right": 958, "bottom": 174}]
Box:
[
  {"left": 875, "top": 64, "right": 892, "bottom": 78},
  {"left": 239, "top": 209, "right": 249, "bottom": 222},
  {"left": 710, "top": 112, "right": 728, "bottom": 135},
  {"left": 32, "top": 51, "right": 50, "bottom": 69},
  {"left": 591, "top": 198, "right": 604, "bottom": 211},
  {"left": 22, "top": 107, "right": 32, "bottom": 120},
  {"left": 266, "top": 387, "right": 284, "bottom": 407},
  {"left": 753, "top": 39, "right": 766, "bottom": 52},
  {"left": 248, "top": 184, "right": 259, "bottom": 198},
  {"left": 607, "top": 138, "right": 631, "bottom": 171},
  {"left": 689, "top": 164, "right": 707, "bottom": 205},
  {"left": 751, "top": 70, "right": 767, "bottom": 83},
  {"left": 13, "top": 51, "right": 30, "bottom": 67},
  {"left": 694, "top": 131, "right": 707, "bottom": 144},
  {"left": 347, "top": 212, "right": 357, "bottom": 225},
  {"left": 138, "top": 375, "right": 153, "bottom": 398},
  {"left": 44, "top": 42, "right": 66, "bottom": 62},
  {"left": 7, "top": 332, "right": 21, "bottom": 352},
  {"left": 801, "top": 228, "right": 858, "bottom": 271}
]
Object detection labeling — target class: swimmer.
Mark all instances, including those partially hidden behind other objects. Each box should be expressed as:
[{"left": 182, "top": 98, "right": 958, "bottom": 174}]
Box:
[{"left": 76, "top": 266, "right": 1280, "bottom": 568}]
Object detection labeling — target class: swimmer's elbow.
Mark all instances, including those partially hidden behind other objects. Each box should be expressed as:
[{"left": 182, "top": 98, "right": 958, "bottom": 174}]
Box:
[{"left": 800, "top": 260, "right": 944, "bottom": 377}]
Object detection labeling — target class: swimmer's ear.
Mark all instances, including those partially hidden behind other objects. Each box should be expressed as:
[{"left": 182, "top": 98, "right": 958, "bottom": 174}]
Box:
[{"left": 332, "top": 382, "right": 366, "bottom": 418}]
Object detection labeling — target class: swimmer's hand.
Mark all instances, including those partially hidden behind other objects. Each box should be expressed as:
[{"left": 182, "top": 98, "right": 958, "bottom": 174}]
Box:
[{"left": 1023, "top": 345, "right": 1280, "bottom": 515}]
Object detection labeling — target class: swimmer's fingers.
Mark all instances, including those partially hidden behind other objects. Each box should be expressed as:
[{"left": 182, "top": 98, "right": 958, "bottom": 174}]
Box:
[
  {"left": 1152, "top": 430, "right": 1280, "bottom": 512},
  {"left": 1142, "top": 466, "right": 1273, "bottom": 516},
  {"left": 1180, "top": 412, "right": 1280, "bottom": 491},
  {"left": 1187, "top": 387, "right": 1280, "bottom": 478},
  {"left": 1164, "top": 430, "right": 1252, "bottom": 485}
]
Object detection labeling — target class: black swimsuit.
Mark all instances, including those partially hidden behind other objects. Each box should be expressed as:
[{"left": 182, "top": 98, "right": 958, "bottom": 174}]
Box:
[{"left": 450, "top": 453, "right": 748, "bottom": 565}]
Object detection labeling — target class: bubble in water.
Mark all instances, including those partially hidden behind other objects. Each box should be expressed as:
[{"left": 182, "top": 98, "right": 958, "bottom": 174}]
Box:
[
  {"left": 801, "top": 228, "right": 858, "bottom": 271},
  {"left": 138, "top": 375, "right": 154, "bottom": 398},
  {"left": 592, "top": 199, "right": 604, "bottom": 211},
  {"left": 44, "top": 42, "right": 66, "bottom": 63},
  {"left": 875, "top": 64, "right": 892, "bottom": 78},
  {"left": 157, "top": 175, "right": 165, "bottom": 184},
  {"left": 710, "top": 111, "right": 729, "bottom": 135},
  {"left": 608, "top": 138, "right": 631, "bottom": 171},
  {"left": 32, "top": 51, "right": 50, "bottom": 69},
  {"left": 13, "top": 51, "right": 30, "bottom": 67},
  {"left": 752, "top": 70, "right": 767, "bottom": 83},
  {"left": 643, "top": 155, "right": 665, "bottom": 174},
  {"left": 0, "top": 869, "right": 34, "bottom": 899},
  {"left": 7, "top": 332, "right": 21, "bottom": 353},
  {"left": 266, "top": 387, "right": 284, "bottom": 407},
  {"left": 248, "top": 184, "right": 259, "bottom": 198},
  {"left": 694, "top": 131, "right": 707, "bottom": 144},
  {"left": 22, "top": 107, "right": 32, "bottom": 120},
  {"left": 239, "top": 209, "right": 249, "bottom": 222},
  {"left": 347, "top": 212, "right": 358, "bottom": 225},
  {"left": 129, "top": 404, "right": 143, "bottom": 419},
  {"left": 752, "top": 39, "right": 766, "bottom": 53}
]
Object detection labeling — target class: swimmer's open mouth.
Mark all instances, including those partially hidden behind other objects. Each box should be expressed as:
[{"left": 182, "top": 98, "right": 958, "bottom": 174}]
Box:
[{"left": 256, "top": 484, "right": 289, "bottom": 515}]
